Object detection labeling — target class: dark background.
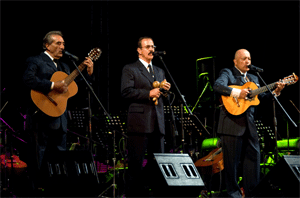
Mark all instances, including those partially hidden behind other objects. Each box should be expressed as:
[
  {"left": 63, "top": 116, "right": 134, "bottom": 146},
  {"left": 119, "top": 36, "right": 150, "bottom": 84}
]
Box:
[{"left": 1, "top": 1, "right": 299, "bottom": 139}]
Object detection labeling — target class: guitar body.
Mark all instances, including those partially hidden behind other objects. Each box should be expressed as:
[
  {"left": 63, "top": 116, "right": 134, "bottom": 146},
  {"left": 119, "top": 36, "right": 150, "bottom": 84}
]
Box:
[
  {"left": 221, "top": 82, "right": 260, "bottom": 115},
  {"left": 30, "top": 48, "right": 101, "bottom": 117},
  {"left": 31, "top": 71, "right": 78, "bottom": 117},
  {"left": 194, "top": 148, "right": 224, "bottom": 175}
]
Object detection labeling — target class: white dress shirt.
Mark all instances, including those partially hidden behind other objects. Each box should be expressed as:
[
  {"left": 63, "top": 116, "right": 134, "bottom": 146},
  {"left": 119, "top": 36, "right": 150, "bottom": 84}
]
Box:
[
  {"left": 139, "top": 58, "right": 152, "bottom": 72},
  {"left": 44, "top": 51, "right": 56, "bottom": 89}
]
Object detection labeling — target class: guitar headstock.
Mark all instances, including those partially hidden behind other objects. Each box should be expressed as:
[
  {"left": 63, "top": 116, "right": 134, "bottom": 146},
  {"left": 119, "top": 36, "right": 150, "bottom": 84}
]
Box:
[
  {"left": 88, "top": 48, "right": 102, "bottom": 61},
  {"left": 282, "top": 73, "right": 299, "bottom": 86}
]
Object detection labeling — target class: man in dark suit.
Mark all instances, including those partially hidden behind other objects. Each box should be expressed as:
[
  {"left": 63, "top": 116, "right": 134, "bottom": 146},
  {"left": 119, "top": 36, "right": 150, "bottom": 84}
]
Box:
[
  {"left": 23, "top": 31, "right": 94, "bottom": 192},
  {"left": 213, "top": 49, "right": 285, "bottom": 197},
  {"left": 121, "top": 36, "right": 171, "bottom": 197}
]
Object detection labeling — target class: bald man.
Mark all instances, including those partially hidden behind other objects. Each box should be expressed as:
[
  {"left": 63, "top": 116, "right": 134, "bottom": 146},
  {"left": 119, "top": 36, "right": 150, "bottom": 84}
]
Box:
[{"left": 213, "top": 49, "right": 285, "bottom": 197}]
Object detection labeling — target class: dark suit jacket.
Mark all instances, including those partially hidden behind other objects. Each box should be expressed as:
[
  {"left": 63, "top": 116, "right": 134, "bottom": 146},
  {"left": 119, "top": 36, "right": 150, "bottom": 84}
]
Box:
[
  {"left": 23, "top": 52, "right": 70, "bottom": 133},
  {"left": 121, "top": 60, "right": 166, "bottom": 135},
  {"left": 213, "top": 67, "right": 272, "bottom": 137}
]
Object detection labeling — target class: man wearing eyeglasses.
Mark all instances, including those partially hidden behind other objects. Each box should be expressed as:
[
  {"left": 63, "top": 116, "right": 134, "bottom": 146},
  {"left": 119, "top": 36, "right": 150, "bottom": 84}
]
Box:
[{"left": 121, "top": 36, "right": 171, "bottom": 197}]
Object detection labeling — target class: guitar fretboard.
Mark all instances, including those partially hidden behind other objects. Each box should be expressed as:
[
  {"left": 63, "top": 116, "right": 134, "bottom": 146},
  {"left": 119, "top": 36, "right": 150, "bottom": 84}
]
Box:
[
  {"left": 64, "top": 63, "right": 86, "bottom": 86},
  {"left": 250, "top": 82, "right": 277, "bottom": 97}
]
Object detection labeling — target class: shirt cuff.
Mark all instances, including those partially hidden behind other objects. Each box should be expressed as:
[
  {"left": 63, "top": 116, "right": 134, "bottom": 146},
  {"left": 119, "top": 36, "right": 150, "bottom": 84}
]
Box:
[{"left": 230, "top": 88, "right": 241, "bottom": 98}]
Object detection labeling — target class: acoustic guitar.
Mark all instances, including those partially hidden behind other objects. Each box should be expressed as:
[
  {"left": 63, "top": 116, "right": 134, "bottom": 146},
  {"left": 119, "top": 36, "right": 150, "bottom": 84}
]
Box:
[
  {"left": 221, "top": 73, "right": 298, "bottom": 116},
  {"left": 31, "top": 48, "right": 102, "bottom": 117},
  {"left": 194, "top": 147, "right": 224, "bottom": 175}
]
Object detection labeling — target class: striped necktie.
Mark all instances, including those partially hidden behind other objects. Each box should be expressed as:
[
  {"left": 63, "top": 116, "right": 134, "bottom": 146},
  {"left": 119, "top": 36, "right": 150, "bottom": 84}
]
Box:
[{"left": 244, "top": 74, "right": 249, "bottom": 82}]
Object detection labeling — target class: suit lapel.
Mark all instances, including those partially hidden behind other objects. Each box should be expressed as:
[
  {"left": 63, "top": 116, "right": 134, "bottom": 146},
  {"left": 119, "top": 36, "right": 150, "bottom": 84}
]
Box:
[
  {"left": 153, "top": 66, "right": 160, "bottom": 81},
  {"left": 241, "top": 76, "right": 247, "bottom": 84},
  {"left": 232, "top": 67, "right": 246, "bottom": 84},
  {"left": 40, "top": 52, "right": 58, "bottom": 72},
  {"left": 137, "top": 60, "right": 154, "bottom": 83},
  {"left": 246, "top": 74, "right": 252, "bottom": 82}
]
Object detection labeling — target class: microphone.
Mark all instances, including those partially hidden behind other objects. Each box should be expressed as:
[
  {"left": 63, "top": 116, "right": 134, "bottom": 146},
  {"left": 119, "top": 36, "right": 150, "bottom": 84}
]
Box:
[
  {"left": 63, "top": 51, "right": 79, "bottom": 61},
  {"left": 153, "top": 51, "right": 166, "bottom": 56},
  {"left": 248, "top": 65, "right": 264, "bottom": 73}
]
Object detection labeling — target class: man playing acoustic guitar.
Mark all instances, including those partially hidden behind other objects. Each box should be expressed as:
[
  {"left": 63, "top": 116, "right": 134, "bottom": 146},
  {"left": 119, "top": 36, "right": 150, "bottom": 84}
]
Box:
[
  {"left": 213, "top": 49, "right": 285, "bottom": 198},
  {"left": 23, "top": 31, "right": 94, "bottom": 194}
]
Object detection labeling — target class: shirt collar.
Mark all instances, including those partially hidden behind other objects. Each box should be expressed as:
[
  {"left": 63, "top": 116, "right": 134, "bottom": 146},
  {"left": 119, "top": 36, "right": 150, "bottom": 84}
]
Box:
[
  {"left": 234, "top": 65, "right": 247, "bottom": 76},
  {"left": 44, "top": 51, "right": 54, "bottom": 61},
  {"left": 139, "top": 58, "right": 152, "bottom": 69}
]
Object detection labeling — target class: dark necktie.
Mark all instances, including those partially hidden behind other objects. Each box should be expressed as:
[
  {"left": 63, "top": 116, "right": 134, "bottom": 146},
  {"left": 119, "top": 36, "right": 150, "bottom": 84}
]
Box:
[
  {"left": 53, "top": 59, "right": 58, "bottom": 67},
  {"left": 148, "top": 64, "right": 155, "bottom": 80},
  {"left": 54, "top": 59, "right": 62, "bottom": 71}
]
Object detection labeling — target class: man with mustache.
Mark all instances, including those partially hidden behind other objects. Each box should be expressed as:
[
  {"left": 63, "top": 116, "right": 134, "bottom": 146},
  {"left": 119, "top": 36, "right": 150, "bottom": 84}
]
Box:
[
  {"left": 23, "top": 31, "right": 94, "bottom": 194},
  {"left": 121, "top": 36, "right": 171, "bottom": 197}
]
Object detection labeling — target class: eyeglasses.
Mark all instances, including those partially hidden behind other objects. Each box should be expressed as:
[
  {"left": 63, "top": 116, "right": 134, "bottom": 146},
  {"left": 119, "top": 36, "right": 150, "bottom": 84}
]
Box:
[{"left": 140, "top": 45, "right": 156, "bottom": 50}]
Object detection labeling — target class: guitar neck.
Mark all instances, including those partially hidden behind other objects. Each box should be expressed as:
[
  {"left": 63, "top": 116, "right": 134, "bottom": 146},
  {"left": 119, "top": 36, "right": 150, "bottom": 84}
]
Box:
[
  {"left": 250, "top": 82, "right": 277, "bottom": 97},
  {"left": 64, "top": 63, "right": 86, "bottom": 85}
]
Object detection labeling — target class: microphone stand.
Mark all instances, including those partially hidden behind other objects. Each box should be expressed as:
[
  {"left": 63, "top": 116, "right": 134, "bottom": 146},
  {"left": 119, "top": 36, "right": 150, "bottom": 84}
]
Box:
[
  {"left": 98, "top": 129, "right": 117, "bottom": 198},
  {"left": 164, "top": 93, "right": 178, "bottom": 152},
  {"left": 255, "top": 72, "right": 297, "bottom": 162},
  {"left": 69, "top": 58, "right": 128, "bottom": 198},
  {"left": 69, "top": 58, "right": 113, "bottom": 153},
  {"left": 87, "top": 84, "right": 92, "bottom": 152},
  {"left": 156, "top": 55, "right": 210, "bottom": 153}
]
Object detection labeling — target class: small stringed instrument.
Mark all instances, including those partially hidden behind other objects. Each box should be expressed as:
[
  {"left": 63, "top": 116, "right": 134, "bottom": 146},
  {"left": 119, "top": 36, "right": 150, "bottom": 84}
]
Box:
[
  {"left": 194, "top": 147, "right": 224, "bottom": 175},
  {"left": 31, "top": 48, "right": 102, "bottom": 117},
  {"left": 0, "top": 154, "right": 27, "bottom": 175},
  {"left": 221, "top": 73, "right": 298, "bottom": 115}
]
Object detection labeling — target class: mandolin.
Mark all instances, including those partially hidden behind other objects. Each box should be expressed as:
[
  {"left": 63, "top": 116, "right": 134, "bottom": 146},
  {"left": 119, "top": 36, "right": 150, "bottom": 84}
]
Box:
[
  {"left": 221, "top": 73, "right": 298, "bottom": 115},
  {"left": 0, "top": 154, "right": 27, "bottom": 175},
  {"left": 31, "top": 48, "right": 101, "bottom": 117}
]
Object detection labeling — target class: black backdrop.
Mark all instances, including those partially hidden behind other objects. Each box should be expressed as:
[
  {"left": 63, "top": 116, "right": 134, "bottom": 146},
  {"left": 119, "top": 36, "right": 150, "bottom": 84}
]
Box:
[{"left": 1, "top": 1, "right": 299, "bottom": 138}]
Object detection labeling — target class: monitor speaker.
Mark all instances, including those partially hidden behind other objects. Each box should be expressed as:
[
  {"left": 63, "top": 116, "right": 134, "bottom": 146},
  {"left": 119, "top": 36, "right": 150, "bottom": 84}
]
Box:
[
  {"left": 40, "top": 150, "right": 100, "bottom": 197},
  {"left": 150, "top": 153, "right": 205, "bottom": 197},
  {"left": 252, "top": 155, "right": 300, "bottom": 197}
]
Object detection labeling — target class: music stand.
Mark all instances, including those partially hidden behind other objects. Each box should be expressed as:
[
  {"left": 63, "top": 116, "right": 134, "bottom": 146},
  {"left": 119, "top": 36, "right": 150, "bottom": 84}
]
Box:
[
  {"left": 256, "top": 120, "right": 277, "bottom": 175},
  {"left": 68, "top": 109, "right": 88, "bottom": 130},
  {"left": 164, "top": 105, "right": 205, "bottom": 160},
  {"left": 97, "top": 113, "right": 128, "bottom": 198},
  {"left": 67, "top": 109, "right": 89, "bottom": 149}
]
